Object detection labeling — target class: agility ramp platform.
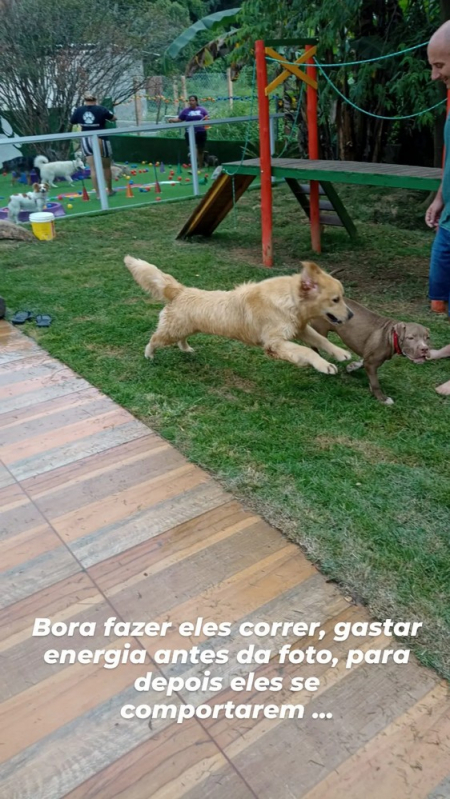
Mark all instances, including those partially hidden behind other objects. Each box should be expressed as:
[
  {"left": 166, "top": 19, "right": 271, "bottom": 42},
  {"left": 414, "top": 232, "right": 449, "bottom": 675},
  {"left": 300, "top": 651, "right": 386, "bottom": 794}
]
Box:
[{"left": 177, "top": 158, "right": 442, "bottom": 241}]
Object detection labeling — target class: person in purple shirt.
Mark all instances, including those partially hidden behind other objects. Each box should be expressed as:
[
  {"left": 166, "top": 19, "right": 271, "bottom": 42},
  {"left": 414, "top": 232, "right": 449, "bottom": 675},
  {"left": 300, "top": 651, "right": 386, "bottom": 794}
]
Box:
[{"left": 169, "top": 95, "right": 209, "bottom": 168}]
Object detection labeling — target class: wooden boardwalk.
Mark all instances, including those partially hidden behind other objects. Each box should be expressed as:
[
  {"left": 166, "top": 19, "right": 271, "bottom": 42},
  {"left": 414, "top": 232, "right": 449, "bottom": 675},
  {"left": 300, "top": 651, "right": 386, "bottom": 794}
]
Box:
[
  {"left": 223, "top": 158, "right": 442, "bottom": 191},
  {"left": 1, "top": 318, "right": 450, "bottom": 799}
]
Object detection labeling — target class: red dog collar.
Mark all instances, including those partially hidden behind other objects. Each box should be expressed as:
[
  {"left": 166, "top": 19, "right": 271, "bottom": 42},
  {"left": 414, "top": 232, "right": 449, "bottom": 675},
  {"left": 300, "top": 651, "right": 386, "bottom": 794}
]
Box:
[{"left": 392, "top": 329, "right": 403, "bottom": 356}]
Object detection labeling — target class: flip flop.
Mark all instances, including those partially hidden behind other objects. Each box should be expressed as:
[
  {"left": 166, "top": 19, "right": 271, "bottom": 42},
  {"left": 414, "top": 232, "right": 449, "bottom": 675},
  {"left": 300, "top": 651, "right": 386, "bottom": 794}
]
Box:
[
  {"left": 35, "top": 314, "right": 52, "bottom": 328},
  {"left": 11, "top": 310, "right": 33, "bottom": 325}
]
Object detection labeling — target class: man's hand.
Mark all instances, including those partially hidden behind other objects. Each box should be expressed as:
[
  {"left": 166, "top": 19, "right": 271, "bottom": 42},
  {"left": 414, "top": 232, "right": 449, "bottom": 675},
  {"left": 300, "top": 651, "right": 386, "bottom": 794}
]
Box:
[{"left": 425, "top": 195, "right": 444, "bottom": 228}]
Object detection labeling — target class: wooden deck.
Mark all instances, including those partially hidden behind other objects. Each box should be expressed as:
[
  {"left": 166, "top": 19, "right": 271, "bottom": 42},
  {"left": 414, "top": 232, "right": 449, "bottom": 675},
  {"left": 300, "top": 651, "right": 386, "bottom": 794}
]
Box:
[
  {"left": 223, "top": 158, "right": 442, "bottom": 191},
  {"left": 1, "top": 318, "right": 450, "bottom": 799}
]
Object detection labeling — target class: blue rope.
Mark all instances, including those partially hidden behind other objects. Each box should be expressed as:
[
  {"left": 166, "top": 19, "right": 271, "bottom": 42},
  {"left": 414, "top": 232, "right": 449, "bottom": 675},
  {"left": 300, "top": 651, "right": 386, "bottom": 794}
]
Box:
[
  {"left": 265, "top": 39, "right": 429, "bottom": 69},
  {"left": 316, "top": 61, "right": 446, "bottom": 120}
]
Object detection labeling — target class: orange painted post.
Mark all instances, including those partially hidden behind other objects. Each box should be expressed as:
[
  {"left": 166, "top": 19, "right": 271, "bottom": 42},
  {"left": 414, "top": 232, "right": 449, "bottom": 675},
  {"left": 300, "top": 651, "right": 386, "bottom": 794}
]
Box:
[
  {"left": 306, "top": 45, "right": 321, "bottom": 254},
  {"left": 255, "top": 39, "right": 273, "bottom": 267}
]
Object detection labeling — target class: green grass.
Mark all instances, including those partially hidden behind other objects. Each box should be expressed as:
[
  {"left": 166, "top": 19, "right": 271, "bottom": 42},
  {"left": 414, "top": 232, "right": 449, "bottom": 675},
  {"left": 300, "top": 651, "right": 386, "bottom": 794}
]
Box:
[
  {"left": 1, "top": 183, "right": 450, "bottom": 678},
  {"left": 0, "top": 163, "right": 207, "bottom": 218}
]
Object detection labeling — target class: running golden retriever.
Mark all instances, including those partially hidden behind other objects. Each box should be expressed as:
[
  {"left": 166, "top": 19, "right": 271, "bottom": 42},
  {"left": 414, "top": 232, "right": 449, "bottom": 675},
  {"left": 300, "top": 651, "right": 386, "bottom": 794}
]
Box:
[{"left": 124, "top": 256, "right": 353, "bottom": 375}]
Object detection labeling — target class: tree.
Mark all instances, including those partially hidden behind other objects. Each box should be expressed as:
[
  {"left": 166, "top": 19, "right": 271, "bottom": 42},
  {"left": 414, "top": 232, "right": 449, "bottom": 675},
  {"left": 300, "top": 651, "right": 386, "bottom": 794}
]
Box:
[
  {"left": 0, "top": 0, "right": 165, "bottom": 154},
  {"left": 236, "top": 0, "right": 442, "bottom": 163}
]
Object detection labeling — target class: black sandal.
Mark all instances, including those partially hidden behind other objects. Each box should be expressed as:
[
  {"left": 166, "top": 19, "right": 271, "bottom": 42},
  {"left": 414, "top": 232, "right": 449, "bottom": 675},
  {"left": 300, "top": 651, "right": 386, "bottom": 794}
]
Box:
[{"left": 11, "top": 310, "right": 33, "bottom": 325}]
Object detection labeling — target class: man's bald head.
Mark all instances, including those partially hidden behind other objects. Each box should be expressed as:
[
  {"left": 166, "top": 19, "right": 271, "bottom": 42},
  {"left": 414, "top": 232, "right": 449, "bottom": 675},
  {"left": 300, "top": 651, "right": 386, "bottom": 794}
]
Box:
[{"left": 428, "top": 22, "right": 450, "bottom": 86}]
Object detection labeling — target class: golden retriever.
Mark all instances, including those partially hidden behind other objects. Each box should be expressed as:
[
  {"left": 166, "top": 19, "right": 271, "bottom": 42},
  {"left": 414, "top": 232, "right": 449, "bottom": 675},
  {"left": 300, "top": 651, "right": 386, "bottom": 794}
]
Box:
[{"left": 124, "top": 256, "right": 353, "bottom": 375}]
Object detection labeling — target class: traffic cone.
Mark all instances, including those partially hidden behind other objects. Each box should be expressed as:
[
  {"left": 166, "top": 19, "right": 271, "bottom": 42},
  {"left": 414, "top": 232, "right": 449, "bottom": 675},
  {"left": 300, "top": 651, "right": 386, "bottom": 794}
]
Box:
[
  {"left": 82, "top": 186, "right": 89, "bottom": 201},
  {"left": 126, "top": 182, "right": 133, "bottom": 198}
]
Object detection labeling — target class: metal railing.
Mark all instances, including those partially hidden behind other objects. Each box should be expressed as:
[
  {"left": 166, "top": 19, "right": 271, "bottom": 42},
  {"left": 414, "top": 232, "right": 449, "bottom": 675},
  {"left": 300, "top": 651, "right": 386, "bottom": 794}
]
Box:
[{"left": 0, "top": 114, "right": 283, "bottom": 214}]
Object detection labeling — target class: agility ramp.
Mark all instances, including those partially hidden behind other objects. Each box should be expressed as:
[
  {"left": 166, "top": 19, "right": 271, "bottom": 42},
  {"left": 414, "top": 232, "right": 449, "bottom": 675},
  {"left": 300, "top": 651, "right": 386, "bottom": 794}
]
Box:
[
  {"left": 178, "top": 157, "right": 442, "bottom": 243},
  {"left": 177, "top": 171, "right": 255, "bottom": 239}
]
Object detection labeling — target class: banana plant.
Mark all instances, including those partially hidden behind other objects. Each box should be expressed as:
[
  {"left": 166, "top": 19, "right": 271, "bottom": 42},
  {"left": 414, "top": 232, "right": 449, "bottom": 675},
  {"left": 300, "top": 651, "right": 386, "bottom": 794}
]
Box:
[{"left": 164, "top": 8, "right": 242, "bottom": 75}]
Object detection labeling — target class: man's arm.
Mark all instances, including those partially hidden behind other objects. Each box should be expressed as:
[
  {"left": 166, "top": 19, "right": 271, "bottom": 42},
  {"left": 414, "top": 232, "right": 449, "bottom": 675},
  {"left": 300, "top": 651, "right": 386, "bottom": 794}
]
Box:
[{"left": 425, "top": 182, "right": 444, "bottom": 228}]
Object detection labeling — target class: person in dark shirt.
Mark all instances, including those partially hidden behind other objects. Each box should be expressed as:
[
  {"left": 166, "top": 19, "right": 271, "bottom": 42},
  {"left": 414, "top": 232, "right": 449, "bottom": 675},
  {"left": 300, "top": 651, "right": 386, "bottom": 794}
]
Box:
[
  {"left": 169, "top": 95, "right": 209, "bottom": 168},
  {"left": 70, "top": 92, "right": 117, "bottom": 197}
]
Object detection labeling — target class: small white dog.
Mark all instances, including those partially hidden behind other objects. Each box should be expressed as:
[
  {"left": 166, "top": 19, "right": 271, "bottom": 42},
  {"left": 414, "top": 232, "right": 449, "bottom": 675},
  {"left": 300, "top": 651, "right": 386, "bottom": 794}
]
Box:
[
  {"left": 111, "top": 163, "right": 125, "bottom": 180},
  {"left": 8, "top": 182, "right": 49, "bottom": 224},
  {"left": 34, "top": 154, "right": 85, "bottom": 187}
]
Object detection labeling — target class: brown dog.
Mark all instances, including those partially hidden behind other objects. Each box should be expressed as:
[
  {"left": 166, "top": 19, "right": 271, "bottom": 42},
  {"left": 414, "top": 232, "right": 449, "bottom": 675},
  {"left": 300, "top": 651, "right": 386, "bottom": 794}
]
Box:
[
  {"left": 310, "top": 298, "right": 430, "bottom": 404},
  {"left": 124, "top": 256, "right": 353, "bottom": 375}
]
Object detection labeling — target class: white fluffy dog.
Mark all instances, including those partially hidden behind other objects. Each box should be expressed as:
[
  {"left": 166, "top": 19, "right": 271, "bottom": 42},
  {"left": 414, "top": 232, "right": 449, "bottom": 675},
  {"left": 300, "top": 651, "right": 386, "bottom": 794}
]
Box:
[
  {"left": 34, "top": 154, "right": 85, "bottom": 187},
  {"left": 8, "top": 182, "right": 49, "bottom": 224}
]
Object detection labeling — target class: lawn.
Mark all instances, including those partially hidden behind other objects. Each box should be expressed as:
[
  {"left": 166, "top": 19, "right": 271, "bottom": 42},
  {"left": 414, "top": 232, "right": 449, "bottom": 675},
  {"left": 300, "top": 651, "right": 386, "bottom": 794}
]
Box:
[
  {"left": 1, "top": 183, "right": 450, "bottom": 678},
  {"left": 0, "top": 162, "right": 208, "bottom": 218}
]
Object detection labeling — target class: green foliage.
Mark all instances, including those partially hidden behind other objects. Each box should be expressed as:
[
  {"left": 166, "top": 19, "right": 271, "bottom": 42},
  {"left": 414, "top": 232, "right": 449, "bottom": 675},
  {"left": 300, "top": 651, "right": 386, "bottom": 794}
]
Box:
[
  {"left": 236, "top": 0, "right": 442, "bottom": 160},
  {"left": 164, "top": 8, "right": 241, "bottom": 65}
]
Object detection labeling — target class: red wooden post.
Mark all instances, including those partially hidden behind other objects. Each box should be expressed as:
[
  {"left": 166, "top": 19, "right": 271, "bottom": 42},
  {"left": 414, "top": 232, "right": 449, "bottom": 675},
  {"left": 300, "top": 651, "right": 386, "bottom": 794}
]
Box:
[
  {"left": 255, "top": 39, "right": 273, "bottom": 267},
  {"left": 306, "top": 45, "right": 321, "bottom": 254}
]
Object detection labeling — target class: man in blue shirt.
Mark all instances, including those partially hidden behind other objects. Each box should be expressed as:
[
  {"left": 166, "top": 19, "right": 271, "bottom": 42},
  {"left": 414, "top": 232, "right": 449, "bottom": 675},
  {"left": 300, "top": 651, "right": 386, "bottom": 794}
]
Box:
[{"left": 70, "top": 92, "right": 117, "bottom": 197}]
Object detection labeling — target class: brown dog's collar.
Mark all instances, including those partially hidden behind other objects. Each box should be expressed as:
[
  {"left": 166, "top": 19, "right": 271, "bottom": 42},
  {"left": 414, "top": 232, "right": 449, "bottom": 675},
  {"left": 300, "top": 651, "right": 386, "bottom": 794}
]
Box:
[{"left": 392, "top": 329, "right": 403, "bottom": 356}]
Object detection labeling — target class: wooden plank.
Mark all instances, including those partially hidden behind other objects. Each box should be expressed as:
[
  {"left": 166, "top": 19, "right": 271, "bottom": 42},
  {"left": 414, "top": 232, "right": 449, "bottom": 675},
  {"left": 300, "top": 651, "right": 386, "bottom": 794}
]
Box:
[
  {"left": 222, "top": 158, "right": 442, "bottom": 191},
  {"left": 177, "top": 173, "right": 255, "bottom": 239},
  {"left": 285, "top": 177, "right": 311, "bottom": 217},
  {"left": 265, "top": 48, "right": 318, "bottom": 94},
  {"left": 319, "top": 214, "right": 344, "bottom": 227},
  {"left": 321, "top": 181, "right": 358, "bottom": 239},
  {"left": 302, "top": 682, "right": 450, "bottom": 799},
  {"left": 72, "top": 481, "right": 228, "bottom": 568},
  {"left": 298, "top": 183, "right": 326, "bottom": 195},
  {"left": 285, "top": 179, "right": 347, "bottom": 229},
  {"left": 64, "top": 719, "right": 255, "bottom": 799},
  {"left": 217, "top": 656, "right": 437, "bottom": 798}
]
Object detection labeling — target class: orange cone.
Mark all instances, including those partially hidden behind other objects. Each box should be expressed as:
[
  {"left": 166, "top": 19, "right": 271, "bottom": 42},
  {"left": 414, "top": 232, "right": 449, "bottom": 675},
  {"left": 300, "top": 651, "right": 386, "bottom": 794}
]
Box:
[
  {"left": 82, "top": 186, "right": 90, "bottom": 201},
  {"left": 126, "top": 183, "right": 133, "bottom": 199}
]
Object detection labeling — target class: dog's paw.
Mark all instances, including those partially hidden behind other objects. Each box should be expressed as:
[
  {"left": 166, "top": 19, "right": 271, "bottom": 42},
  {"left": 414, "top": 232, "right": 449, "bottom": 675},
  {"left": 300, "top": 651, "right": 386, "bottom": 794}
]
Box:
[
  {"left": 333, "top": 347, "right": 352, "bottom": 362},
  {"left": 383, "top": 397, "right": 394, "bottom": 406},
  {"left": 144, "top": 344, "right": 154, "bottom": 360},
  {"left": 346, "top": 359, "right": 363, "bottom": 373},
  {"left": 315, "top": 361, "right": 338, "bottom": 375}
]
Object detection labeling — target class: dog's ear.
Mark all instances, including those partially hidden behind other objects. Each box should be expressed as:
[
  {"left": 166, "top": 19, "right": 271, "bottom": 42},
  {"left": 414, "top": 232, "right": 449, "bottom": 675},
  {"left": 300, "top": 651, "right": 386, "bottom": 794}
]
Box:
[
  {"left": 394, "top": 322, "right": 406, "bottom": 337},
  {"left": 32, "top": 182, "right": 39, "bottom": 190},
  {"left": 301, "top": 261, "right": 321, "bottom": 276},
  {"left": 299, "top": 261, "right": 320, "bottom": 294}
]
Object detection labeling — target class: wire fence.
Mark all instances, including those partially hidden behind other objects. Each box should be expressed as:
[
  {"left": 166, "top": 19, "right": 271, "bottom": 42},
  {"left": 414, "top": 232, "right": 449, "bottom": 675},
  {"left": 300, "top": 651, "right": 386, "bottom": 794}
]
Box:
[{"left": 114, "top": 68, "right": 279, "bottom": 142}]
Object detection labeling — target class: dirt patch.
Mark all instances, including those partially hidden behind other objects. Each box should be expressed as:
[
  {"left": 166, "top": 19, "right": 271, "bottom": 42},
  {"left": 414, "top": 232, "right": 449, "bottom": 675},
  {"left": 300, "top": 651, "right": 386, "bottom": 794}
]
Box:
[
  {"left": 84, "top": 343, "right": 125, "bottom": 357},
  {"left": 315, "top": 433, "right": 400, "bottom": 464},
  {"left": 222, "top": 370, "right": 257, "bottom": 393}
]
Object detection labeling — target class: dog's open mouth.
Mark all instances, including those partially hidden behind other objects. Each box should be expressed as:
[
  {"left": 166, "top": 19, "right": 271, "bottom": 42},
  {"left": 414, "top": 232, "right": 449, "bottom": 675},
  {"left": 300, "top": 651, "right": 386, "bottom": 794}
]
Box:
[
  {"left": 326, "top": 313, "right": 342, "bottom": 325},
  {"left": 408, "top": 355, "right": 428, "bottom": 364}
]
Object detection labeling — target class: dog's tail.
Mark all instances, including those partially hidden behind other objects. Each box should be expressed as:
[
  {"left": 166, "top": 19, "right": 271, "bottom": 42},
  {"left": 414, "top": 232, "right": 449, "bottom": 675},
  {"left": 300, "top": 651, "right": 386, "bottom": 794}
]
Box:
[
  {"left": 124, "top": 255, "right": 183, "bottom": 303},
  {"left": 34, "top": 155, "right": 49, "bottom": 168}
]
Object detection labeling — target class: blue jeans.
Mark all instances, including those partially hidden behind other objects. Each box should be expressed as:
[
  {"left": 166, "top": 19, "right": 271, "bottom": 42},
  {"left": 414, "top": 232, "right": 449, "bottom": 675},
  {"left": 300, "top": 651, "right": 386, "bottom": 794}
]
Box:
[{"left": 429, "top": 225, "right": 450, "bottom": 313}]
